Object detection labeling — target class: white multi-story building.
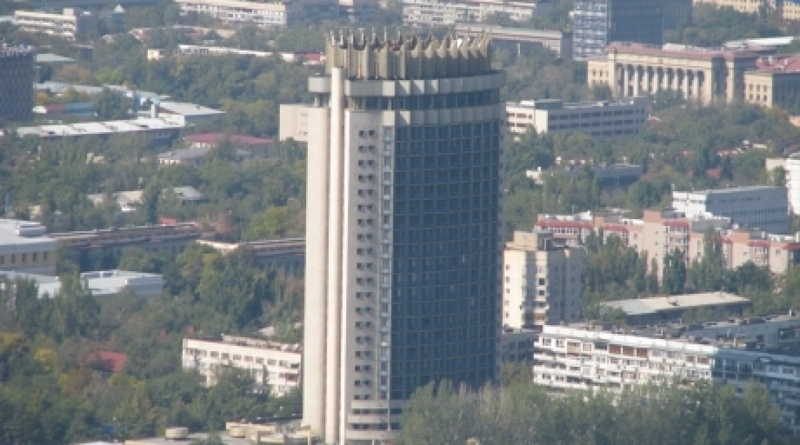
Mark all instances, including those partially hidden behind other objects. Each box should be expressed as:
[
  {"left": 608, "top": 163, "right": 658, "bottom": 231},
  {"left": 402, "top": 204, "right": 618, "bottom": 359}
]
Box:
[
  {"left": 13, "top": 8, "right": 97, "bottom": 41},
  {"left": 781, "top": 154, "right": 800, "bottom": 215},
  {"left": 174, "top": 0, "right": 335, "bottom": 27},
  {"left": 182, "top": 335, "right": 302, "bottom": 397},
  {"left": 672, "top": 186, "right": 789, "bottom": 234},
  {"left": 506, "top": 97, "right": 648, "bottom": 138},
  {"left": 503, "top": 230, "right": 585, "bottom": 329},
  {"left": 402, "top": 0, "right": 552, "bottom": 26},
  {"left": 534, "top": 321, "right": 800, "bottom": 434}
]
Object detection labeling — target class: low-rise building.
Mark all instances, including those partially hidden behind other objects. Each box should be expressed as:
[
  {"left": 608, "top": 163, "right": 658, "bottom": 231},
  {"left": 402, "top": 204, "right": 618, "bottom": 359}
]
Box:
[
  {"left": 599, "top": 292, "right": 752, "bottom": 325},
  {"left": 0, "top": 269, "right": 164, "bottom": 298},
  {"left": 455, "top": 24, "right": 572, "bottom": 59},
  {"left": 157, "top": 146, "right": 253, "bottom": 167},
  {"left": 183, "top": 133, "right": 272, "bottom": 157},
  {"left": 182, "top": 334, "right": 302, "bottom": 397},
  {"left": 534, "top": 319, "right": 800, "bottom": 434},
  {"left": 402, "top": 0, "right": 553, "bottom": 26},
  {"left": 0, "top": 220, "right": 57, "bottom": 275},
  {"left": 197, "top": 238, "right": 305, "bottom": 271},
  {"left": 15, "top": 117, "right": 185, "bottom": 146},
  {"left": 506, "top": 97, "right": 648, "bottom": 138},
  {"left": 154, "top": 101, "right": 225, "bottom": 126},
  {"left": 672, "top": 185, "right": 789, "bottom": 234},
  {"left": 50, "top": 223, "right": 201, "bottom": 269},
  {"left": 13, "top": 8, "right": 97, "bottom": 41},
  {"left": 87, "top": 187, "right": 206, "bottom": 212}
]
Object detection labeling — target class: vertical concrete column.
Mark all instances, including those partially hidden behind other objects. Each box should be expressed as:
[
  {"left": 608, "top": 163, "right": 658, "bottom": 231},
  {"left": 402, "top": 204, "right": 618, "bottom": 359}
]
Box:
[
  {"left": 623, "top": 65, "right": 630, "bottom": 97},
  {"left": 633, "top": 66, "right": 641, "bottom": 96},
  {"left": 303, "top": 103, "right": 331, "bottom": 437},
  {"left": 683, "top": 71, "right": 691, "bottom": 100},
  {"left": 642, "top": 67, "right": 650, "bottom": 95},
  {"left": 325, "top": 66, "right": 345, "bottom": 445},
  {"left": 692, "top": 70, "right": 700, "bottom": 103}
]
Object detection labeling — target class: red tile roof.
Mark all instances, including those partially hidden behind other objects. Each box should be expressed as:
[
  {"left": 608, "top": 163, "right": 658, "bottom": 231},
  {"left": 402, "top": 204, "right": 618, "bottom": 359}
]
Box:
[{"left": 87, "top": 351, "right": 127, "bottom": 373}]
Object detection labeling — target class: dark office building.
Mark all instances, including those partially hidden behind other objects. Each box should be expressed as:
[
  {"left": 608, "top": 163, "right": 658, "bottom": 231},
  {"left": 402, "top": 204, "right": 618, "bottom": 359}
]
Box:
[
  {"left": 573, "top": 0, "right": 665, "bottom": 60},
  {"left": 299, "top": 33, "right": 504, "bottom": 444},
  {"left": 0, "top": 46, "right": 35, "bottom": 121}
]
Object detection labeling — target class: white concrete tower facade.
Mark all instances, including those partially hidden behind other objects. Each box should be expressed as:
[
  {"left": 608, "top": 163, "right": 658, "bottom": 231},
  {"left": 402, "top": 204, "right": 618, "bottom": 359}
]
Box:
[{"left": 301, "top": 32, "right": 506, "bottom": 444}]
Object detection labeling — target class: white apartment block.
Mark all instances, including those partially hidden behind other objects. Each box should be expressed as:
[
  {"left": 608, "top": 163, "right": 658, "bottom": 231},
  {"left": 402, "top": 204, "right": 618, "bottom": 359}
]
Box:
[
  {"left": 672, "top": 186, "right": 789, "bottom": 235},
  {"left": 534, "top": 322, "right": 800, "bottom": 434},
  {"left": 506, "top": 97, "right": 648, "bottom": 138},
  {"left": 13, "top": 8, "right": 97, "bottom": 41},
  {"left": 181, "top": 335, "right": 302, "bottom": 397},
  {"left": 174, "top": 0, "right": 304, "bottom": 27},
  {"left": 402, "top": 0, "right": 552, "bottom": 26},
  {"left": 503, "top": 230, "right": 585, "bottom": 329}
]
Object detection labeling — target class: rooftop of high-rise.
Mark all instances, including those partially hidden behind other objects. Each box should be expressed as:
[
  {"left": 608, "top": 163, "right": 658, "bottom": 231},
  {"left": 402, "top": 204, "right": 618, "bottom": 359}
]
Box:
[{"left": 324, "top": 31, "right": 494, "bottom": 80}]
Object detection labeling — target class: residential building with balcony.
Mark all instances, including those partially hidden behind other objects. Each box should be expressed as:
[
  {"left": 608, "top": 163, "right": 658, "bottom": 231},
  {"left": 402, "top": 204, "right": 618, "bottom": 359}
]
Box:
[
  {"left": 402, "top": 0, "right": 553, "bottom": 26},
  {"left": 534, "top": 319, "right": 800, "bottom": 434},
  {"left": 182, "top": 334, "right": 302, "bottom": 397},
  {"left": 174, "top": 0, "right": 335, "bottom": 27},
  {"left": 503, "top": 230, "right": 585, "bottom": 330}
]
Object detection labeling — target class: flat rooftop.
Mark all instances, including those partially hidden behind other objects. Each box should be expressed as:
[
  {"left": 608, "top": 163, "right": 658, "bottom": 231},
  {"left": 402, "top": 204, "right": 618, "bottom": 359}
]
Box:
[
  {"left": 602, "top": 42, "right": 760, "bottom": 60},
  {"left": 0, "top": 219, "right": 55, "bottom": 247},
  {"left": 16, "top": 117, "right": 186, "bottom": 138},
  {"left": 601, "top": 292, "right": 751, "bottom": 316},
  {"left": 674, "top": 185, "right": 785, "bottom": 196},
  {"left": 158, "top": 101, "right": 225, "bottom": 117}
]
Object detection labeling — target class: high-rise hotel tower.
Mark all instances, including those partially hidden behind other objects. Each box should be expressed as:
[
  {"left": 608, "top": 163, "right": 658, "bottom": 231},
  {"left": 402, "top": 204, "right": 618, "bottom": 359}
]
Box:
[{"left": 299, "top": 32, "right": 505, "bottom": 444}]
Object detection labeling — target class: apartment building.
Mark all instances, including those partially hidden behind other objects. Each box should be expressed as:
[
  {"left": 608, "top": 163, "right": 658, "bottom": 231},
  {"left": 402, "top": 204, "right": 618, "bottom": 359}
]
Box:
[
  {"left": 182, "top": 335, "right": 302, "bottom": 397},
  {"left": 537, "top": 208, "right": 800, "bottom": 276},
  {"left": 13, "top": 8, "right": 97, "bottom": 41},
  {"left": 506, "top": 96, "right": 648, "bottom": 138},
  {"left": 174, "top": 0, "right": 308, "bottom": 27},
  {"left": 503, "top": 230, "right": 585, "bottom": 329},
  {"left": 402, "top": 0, "right": 552, "bottom": 26},
  {"left": 0, "top": 46, "right": 35, "bottom": 121},
  {"left": 534, "top": 320, "right": 800, "bottom": 434},
  {"left": 672, "top": 185, "right": 789, "bottom": 235},
  {"left": 0, "top": 220, "right": 57, "bottom": 276}
]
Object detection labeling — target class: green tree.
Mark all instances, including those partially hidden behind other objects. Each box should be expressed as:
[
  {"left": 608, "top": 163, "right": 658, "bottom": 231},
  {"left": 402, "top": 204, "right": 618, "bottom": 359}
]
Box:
[
  {"left": 92, "top": 88, "right": 131, "bottom": 120},
  {"left": 662, "top": 249, "right": 687, "bottom": 295}
]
